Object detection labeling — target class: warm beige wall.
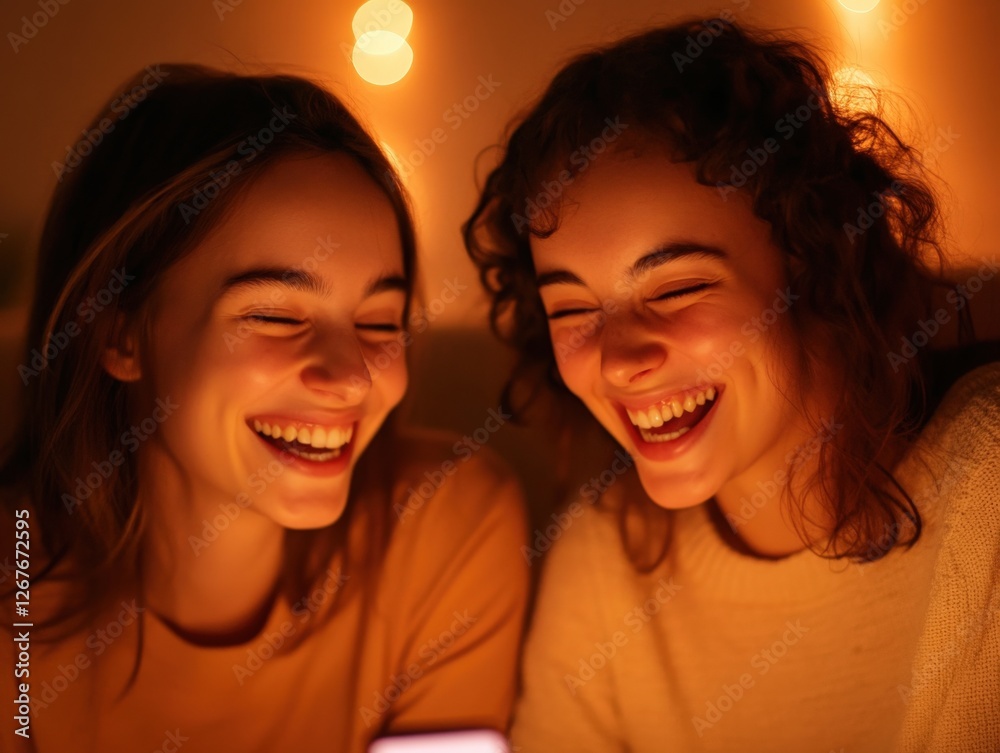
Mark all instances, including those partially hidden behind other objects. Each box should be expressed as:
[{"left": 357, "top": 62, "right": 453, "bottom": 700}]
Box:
[
  {"left": 2, "top": 0, "right": 998, "bottom": 314},
  {"left": 1, "top": 0, "right": 997, "bottom": 525}
]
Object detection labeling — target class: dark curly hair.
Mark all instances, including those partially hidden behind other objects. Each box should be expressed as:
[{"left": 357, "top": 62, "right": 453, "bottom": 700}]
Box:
[{"left": 463, "top": 16, "right": 972, "bottom": 567}]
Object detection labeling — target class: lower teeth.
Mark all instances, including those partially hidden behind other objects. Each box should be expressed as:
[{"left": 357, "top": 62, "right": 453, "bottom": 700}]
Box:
[
  {"left": 639, "top": 426, "right": 691, "bottom": 443},
  {"left": 287, "top": 445, "right": 342, "bottom": 461},
  {"left": 256, "top": 431, "right": 344, "bottom": 461}
]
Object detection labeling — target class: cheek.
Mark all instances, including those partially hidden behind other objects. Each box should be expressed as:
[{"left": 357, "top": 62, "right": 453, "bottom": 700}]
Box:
[
  {"left": 549, "top": 322, "right": 601, "bottom": 391},
  {"left": 365, "top": 344, "right": 408, "bottom": 411},
  {"left": 146, "top": 314, "right": 227, "bottom": 392},
  {"left": 670, "top": 298, "right": 772, "bottom": 367},
  {"left": 384, "top": 364, "right": 408, "bottom": 409}
]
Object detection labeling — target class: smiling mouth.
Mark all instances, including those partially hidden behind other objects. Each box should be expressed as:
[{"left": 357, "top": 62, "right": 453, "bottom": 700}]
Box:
[
  {"left": 624, "top": 386, "right": 720, "bottom": 444},
  {"left": 251, "top": 419, "right": 355, "bottom": 463}
]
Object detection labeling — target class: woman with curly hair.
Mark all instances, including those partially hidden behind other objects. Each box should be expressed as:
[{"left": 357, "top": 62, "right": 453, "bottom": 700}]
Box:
[
  {"left": 464, "top": 17, "right": 999, "bottom": 752},
  {"left": 1, "top": 64, "right": 528, "bottom": 752}
]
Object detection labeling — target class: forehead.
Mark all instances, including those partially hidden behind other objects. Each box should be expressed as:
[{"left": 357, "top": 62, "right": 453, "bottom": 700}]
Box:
[
  {"left": 529, "top": 151, "right": 772, "bottom": 272},
  {"left": 192, "top": 152, "right": 404, "bottom": 280}
]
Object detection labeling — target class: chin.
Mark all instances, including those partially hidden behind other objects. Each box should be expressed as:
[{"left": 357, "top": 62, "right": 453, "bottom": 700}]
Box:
[
  {"left": 267, "top": 491, "right": 351, "bottom": 530},
  {"left": 634, "top": 465, "right": 719, "bottom": 511}
]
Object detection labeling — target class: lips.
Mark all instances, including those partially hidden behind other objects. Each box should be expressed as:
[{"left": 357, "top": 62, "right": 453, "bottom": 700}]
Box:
[
  {"left": 251, "top": 418, "right": 353, "bottom": 458},
  {"left": 616, "top": 385, "right": 724, "bottom": 460},
  {"left": 246, "top": 414, "right": 358, "bottom": 474},
  {"left": 624, "top": 385, "right": 717, "bottom": 429}
]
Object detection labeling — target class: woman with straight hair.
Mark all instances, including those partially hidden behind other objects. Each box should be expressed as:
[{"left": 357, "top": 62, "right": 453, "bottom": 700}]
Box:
[
  {"left": 465, "top": 17, "right": 999, "bottom": 752},
  {"left": 2, "top": 63, "right": 527, "bottom": 752}
]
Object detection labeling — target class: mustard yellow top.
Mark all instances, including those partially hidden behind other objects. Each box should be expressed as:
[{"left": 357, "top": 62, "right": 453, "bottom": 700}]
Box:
[{"left": 4, "top": 434, "right": 529, "bottom": 753}]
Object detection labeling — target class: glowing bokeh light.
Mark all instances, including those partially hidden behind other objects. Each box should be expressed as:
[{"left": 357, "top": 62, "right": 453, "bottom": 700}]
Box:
[
  {"left": 352, "top": 0, "right": 413, "bottom": 41},
  {"left": 352, "top": 32, "right": 413, "bottom": 86},
  {"left": 837, "top": 0, "right": 880, "bottom": 12},
  {"left": 351, "top": 1, "right": 414, "bottom": 86},
  {"left": 356, "top": 28, "right": 406, "bottom": 55}
]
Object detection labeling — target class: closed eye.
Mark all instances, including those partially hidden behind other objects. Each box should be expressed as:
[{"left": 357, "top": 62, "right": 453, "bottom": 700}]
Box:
[
  {"left": 356, "top": 322, "right": 402, "bottom": 332},
  {"left": 244, "top": 314, "right": 303, "bottom": 325},
  {"left": 546, "top": 307, "right": 600, "bottom": 321},
  {"left": 651, "top": 282, "right": 715, "bottom": 301}
]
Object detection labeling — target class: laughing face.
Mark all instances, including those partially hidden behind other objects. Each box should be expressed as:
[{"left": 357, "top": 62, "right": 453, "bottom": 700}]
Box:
[
  {"left": 113, "top": 152, "right": 408, "bottom": 531},
  {"left": 530, "top": 148, "right": 829, "bottom": 521}
]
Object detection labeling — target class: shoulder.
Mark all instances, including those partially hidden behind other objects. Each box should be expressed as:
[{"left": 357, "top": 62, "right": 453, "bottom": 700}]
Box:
[
  {"left": 918, "top": 360, "right": 1000, "bottom": 466},
  {"left": 905, "top": 361, "right": 1000, "bottom": 553},
  {"left": 934, "top": 359, "right": 1000, "bottom": 422}
]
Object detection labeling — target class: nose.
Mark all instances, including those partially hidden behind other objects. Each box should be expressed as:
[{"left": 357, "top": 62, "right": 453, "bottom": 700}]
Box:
[
  {"left": 299, "top": 328, "right": 372, "bottom": 404},
  {"left": 599, "top": 316, "right": 667, "bottom": 388}
]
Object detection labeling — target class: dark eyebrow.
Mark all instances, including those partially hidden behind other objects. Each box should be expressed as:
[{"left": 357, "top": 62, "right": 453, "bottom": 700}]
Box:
[
  {"left": 364, "top": 274, "right": 408, "bottom": 297},
  {"left": 221, "top": 267, "right": 331, "bottom": 297},
  {"left": 220, "top": 268, "right": 407, "bottom": 298},
  {"left": 535, "top": 242, "right": 728, "bottom": 290},
  {"left": 627, "top": 242, "right": 728, "bottom": 284},
  {"left": 535, "top": 269, "right": 586, "bottom": 289}
]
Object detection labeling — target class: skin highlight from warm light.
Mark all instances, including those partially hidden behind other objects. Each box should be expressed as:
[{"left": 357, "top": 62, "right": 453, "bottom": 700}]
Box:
[
  {"left": 530, "top": 147, "right": 838, "bottom": 558},
  {"left": 102, "top": 152, "right": 408, "bottom": 638}
]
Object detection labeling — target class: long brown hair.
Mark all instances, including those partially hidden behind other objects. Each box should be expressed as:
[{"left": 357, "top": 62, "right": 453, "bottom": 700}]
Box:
[
  {"left": 1, "top": 64, "right": 417, "bottom": 640},
  {"left": 463, "top": 18, "right": 973, "bottom": 567}
]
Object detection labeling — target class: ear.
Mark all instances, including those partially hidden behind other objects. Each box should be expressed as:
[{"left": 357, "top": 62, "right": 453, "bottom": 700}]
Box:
[{"left": 101, "top": 313, "right": 142, "bottom": 383}]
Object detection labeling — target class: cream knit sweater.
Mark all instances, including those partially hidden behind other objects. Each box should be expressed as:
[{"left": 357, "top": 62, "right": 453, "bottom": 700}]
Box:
[{"left": 512, "top": 363, "right": 1000, "bottom": 753}]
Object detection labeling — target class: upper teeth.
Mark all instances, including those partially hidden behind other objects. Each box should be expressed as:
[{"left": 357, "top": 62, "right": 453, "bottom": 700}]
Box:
[
  {"left": 252, "top": 420, "right": 353, "bottom": 450},
  {"left": 626, "top": 387, "right": 717, "bottom": 428}
]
